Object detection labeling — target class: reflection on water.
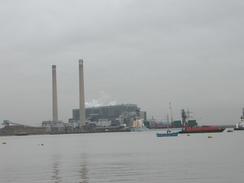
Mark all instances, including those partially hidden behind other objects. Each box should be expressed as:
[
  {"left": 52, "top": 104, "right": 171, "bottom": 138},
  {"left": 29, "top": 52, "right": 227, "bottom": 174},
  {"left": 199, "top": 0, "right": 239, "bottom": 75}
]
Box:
[
  {"left": 79, "top": 154, "right": 89, "bottom": 183},
  {"left": 50, "top": 153, "right": 89, "bottom": 183},
  {"left": 51, "top": 155, "right": 62, "bottom": 183}
]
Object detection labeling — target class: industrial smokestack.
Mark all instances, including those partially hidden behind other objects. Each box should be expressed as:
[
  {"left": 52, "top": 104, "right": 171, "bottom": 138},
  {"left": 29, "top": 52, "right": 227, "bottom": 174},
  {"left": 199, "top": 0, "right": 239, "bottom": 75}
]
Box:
[
  {"left": 79, "top": 59, "right": 86, "bottom": 126},
  {"left": 52, "top": 65, "right": 58, "bottom": 122}
]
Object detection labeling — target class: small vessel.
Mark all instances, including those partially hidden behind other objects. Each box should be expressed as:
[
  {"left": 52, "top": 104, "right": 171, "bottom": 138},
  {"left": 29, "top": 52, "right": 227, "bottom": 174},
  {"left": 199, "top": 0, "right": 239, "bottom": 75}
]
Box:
[
  {"left": 15, "top": 132, "right": 29, "bottom": 136},
  {"left": 156, "top": 130, "right": 179, "bottom": 137},
  {"left": 234, "top": 124, "right": 244, "bottom": 130},
  {"left": 227, "top": 129, "right": 234, "bottom": 133},
  {"left": 180, "top": 126, "right": 225, "bottom": 134},
  {"left": 234, "top": 109, "right": 244, "bottom": 130}
]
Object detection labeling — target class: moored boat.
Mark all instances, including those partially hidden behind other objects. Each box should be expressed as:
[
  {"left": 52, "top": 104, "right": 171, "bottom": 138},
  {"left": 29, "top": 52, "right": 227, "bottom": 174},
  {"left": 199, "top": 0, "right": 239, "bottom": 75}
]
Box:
[
  {"left": 234, "top": 126, "right": 244, "bottom": 130},
  {"left": 15, "top": 132, "right": 29, "bottom": 136},
  {"left": 234, "top": 108, "right": 244, "bottom": 130},
  {"left": 156, "top": 130, "right": 179, "bottom": 137},
  {"left": 234, "top": 121, "right": 244, "bottom": 130},
  {"left": 227, "top": 129, "right": 234, "bottom": 132},
  {"left": 180, "top": 126, "right": 225, "bottom": 134}
]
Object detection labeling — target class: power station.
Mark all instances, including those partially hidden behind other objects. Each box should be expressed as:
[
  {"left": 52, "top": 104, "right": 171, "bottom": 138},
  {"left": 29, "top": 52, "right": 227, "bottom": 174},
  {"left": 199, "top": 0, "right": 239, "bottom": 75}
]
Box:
[{"left": 41, "top": 59, "right": 147, "bottom": 133}]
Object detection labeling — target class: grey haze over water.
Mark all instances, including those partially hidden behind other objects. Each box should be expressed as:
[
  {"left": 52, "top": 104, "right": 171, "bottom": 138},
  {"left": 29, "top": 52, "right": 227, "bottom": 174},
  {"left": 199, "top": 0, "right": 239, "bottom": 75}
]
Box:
[{"left": 0, "top": 0, "right": 244, "bottom": 125}]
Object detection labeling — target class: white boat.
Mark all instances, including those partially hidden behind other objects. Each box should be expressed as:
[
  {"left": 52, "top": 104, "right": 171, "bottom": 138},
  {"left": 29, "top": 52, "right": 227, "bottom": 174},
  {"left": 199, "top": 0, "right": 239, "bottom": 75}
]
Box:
[
  {"left": 235, "top": 109, "right": 244, "bottom": 130},
  {"left": 235, "top": 121, "right": 244, "bottom": 130}
]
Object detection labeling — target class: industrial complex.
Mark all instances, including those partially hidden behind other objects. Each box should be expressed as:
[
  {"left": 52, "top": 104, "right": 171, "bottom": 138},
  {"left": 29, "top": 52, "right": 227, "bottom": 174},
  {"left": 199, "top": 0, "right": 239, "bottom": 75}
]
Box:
[
  {"left": 1, "top": 59, "right": 230, "bottom": 136},
  {"left": 0, "top": 60, "right": 147, "bottom": 135}
]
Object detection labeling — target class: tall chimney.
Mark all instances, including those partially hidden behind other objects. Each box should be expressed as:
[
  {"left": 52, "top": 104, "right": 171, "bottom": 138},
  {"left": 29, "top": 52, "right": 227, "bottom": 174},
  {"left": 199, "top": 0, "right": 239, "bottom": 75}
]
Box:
[
  {"left": 52, "top": 65, "right": 58, "bottom": 122},
  {"left": 79, "top": 59, "right": 86, "bottom": 126}
]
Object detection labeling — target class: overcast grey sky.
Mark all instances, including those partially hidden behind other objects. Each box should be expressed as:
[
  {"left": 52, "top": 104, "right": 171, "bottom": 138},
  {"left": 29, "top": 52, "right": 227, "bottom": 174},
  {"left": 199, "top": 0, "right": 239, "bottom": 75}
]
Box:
[{"left": 0, "top": 0, "right": 244, "bottom": 125}]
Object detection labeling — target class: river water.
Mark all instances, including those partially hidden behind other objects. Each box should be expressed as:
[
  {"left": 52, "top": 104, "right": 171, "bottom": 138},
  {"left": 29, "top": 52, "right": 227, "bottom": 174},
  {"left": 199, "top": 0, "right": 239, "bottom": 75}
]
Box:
[{"left": 0, "top": 130, "right": 244, "bottom": 183}]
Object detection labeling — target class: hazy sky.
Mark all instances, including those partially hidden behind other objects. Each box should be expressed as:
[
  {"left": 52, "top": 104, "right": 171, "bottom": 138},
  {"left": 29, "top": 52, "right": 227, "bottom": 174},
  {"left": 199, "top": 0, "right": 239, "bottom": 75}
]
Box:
[{"left": 0, "top": 0, "right": 244, "bottom": 126}]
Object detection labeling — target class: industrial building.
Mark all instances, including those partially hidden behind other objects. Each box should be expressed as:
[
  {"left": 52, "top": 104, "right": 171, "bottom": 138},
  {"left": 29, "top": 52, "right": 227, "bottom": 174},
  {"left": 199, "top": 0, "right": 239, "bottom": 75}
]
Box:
[{"left": 70, "top": 104, "right": 147, "bottom": 128}]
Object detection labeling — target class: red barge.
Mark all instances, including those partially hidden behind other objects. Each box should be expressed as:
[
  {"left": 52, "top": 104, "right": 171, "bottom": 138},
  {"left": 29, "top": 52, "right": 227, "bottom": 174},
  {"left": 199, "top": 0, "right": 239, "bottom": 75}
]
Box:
[{"left": 180, "top": 126, "right": 225, "bottom": 133}]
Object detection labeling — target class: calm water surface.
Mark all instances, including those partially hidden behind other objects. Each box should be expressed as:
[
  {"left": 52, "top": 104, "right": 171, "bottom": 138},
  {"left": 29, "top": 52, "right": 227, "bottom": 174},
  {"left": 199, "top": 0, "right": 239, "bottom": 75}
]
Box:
[{"left": 0, "top": 131, "right": 244, "bottom": 183}]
